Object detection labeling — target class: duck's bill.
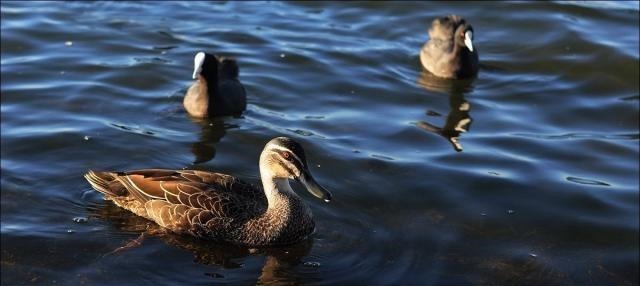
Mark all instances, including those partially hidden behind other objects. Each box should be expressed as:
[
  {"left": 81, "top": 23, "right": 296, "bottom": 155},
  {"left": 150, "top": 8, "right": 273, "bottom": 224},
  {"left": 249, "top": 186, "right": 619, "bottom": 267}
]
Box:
[
  {"left": 299, "top": 171, "right": 332, "bottom": 203},
  {"left": 464, "top": 31, "right": 474, "bottom": 52}
]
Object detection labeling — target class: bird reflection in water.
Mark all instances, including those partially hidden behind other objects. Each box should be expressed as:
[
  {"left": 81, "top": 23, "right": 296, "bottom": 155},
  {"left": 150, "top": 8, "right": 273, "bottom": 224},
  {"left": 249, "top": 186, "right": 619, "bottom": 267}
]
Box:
[
  {"left": 189, "top": 116, "right": 238, "bottom": 164},
  {"left": 416, "top": 70, "right": 474, "bottom": 152},
  {"left": 88, "top": 202, "right": 314, "bottom": 284}
]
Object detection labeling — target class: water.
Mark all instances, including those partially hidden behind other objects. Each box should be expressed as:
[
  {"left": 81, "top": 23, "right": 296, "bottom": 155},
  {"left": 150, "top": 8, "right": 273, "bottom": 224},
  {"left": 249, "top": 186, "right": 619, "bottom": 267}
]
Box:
[{"left": 1, "top": 1, "right": 638, "bottom": 285}]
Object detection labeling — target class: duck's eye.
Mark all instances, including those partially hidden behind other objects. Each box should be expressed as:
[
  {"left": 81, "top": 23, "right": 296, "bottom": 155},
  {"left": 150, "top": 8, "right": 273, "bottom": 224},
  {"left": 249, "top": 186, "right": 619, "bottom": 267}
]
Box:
[{"left": 282, "top": 152, "right": 290, "bottom": 159}]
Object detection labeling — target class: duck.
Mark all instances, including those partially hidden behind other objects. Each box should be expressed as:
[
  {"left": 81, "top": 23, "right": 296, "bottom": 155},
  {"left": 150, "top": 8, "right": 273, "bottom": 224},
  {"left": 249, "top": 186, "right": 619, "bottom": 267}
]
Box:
[
  {"left": 84, "top": 137, "right": 332, "bottom": 246},
  {"left": 420, "top": 15, "right": 479, "bottom": 79},
  {"left": 184, "top": 51, "right": 247, "bottom": 117}
]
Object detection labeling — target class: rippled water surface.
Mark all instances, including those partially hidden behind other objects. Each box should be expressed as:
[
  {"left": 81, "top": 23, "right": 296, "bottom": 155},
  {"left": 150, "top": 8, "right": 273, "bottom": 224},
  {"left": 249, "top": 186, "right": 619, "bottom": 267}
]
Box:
[{"left": 2, "top": 1, "right": 639, "bottom": 285}]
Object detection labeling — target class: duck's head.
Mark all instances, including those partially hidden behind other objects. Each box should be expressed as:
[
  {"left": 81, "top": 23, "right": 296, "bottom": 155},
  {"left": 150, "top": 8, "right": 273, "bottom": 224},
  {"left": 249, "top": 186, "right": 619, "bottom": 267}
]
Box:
[
  {"left": 260, "top": 137, "right": 332, "bottom": 203},
  {"left": 192, "top": 51, "right": 219, "bottom": 80}
]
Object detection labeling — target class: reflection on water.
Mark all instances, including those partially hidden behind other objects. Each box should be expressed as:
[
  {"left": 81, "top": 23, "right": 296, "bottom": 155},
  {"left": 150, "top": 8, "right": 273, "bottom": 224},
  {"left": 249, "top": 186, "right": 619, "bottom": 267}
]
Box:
[
  {"left": 416, "top": 70, "right": 474, "bottom": 152},
  {"left": 188, "top": 117, "right": 238, "bottom": 164},
  {"left": 89, "top": 202, "right": 313, "bottom": 284}
]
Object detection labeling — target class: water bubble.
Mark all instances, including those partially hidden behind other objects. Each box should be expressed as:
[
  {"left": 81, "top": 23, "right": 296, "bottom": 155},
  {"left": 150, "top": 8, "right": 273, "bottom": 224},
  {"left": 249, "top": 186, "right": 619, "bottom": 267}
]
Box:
[
  {"left": 67, "top": 229, "right": 75, "bottom": 234},
  {"left": 73, "top": 217, "right": 88, "bottom": 223},
  {"left": 426, "top": 110, "right": 441, "bottom": 116},
  {"left": 303, "top": 261, "right": 321, "bottom": 267},
  {"left": 65, "top": 41, "right": 73, "bottom": 46},
  {"left": 507, "top": 209, "right": 515, "bottom": 215},
  {"left": 529, "top": 253, "right": 538, "bottom": 258},
  {"left": 204, "top": 272, "right": 223, "bottom": 278},
  {"left": 280, "top": 53, "right": 286, "bottom": 58},
  {"left": 83, "top": 136, "right": 90, "bottom": 141}
]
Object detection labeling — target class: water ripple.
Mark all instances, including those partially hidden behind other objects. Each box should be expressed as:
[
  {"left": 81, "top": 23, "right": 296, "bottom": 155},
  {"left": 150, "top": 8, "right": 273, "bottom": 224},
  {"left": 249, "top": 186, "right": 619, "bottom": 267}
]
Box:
[
  {"left": 513, "top": 132, "right": 639, "bottom": 140},
  {"left": 566, "top": 176, "right": 611, "bottom": 187}
]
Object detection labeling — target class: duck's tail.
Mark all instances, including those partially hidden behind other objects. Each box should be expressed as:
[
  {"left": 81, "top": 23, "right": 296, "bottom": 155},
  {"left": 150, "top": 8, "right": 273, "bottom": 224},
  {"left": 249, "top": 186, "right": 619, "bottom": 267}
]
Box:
[{"left": 84, "top": 170, "right": 127, "bottom": 196}]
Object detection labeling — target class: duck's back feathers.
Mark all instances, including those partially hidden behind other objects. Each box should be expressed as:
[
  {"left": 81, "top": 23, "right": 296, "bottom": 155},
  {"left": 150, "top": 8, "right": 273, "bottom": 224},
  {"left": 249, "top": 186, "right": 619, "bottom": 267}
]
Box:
[
  {"left": 85, "top": 169, "right": 264, "bottom": 238},
  {"left": 212, "top": 56, "right": 246, "bottom": 116},
  {"left": 428, "top": 15, "right": 465, "bottom": 40},
  {"left": 215, "top": 79, "right": 247, "bottom": 115}
]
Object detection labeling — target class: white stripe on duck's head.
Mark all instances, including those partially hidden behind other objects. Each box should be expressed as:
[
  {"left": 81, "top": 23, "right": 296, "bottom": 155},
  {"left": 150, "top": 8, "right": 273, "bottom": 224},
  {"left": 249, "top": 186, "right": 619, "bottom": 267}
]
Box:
[{"left": 260, "top": 137, "right": 332, "bottom": 203}]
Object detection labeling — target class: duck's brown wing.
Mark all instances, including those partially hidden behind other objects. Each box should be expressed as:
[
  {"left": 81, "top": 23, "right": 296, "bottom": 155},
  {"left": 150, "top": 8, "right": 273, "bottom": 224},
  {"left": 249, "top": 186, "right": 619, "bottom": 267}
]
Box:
[
  {"left": 85, "top": 169, "right": 265, "bottom": 237},
  {"left": 114, "top": 169, "right": 259, "bottom": 201}
]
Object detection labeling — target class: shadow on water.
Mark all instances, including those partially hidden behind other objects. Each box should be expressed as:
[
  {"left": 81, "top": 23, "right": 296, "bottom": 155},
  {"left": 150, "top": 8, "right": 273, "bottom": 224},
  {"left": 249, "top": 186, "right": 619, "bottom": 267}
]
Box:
[
  {"left": 87, "top": 202, "right": 313, "bottom": 284},
  {"left": 188, "top": 116, "right": 240, "bottom": 165},
  {"left": 416, "top": 70, "right": 475, "bottom": 152}
]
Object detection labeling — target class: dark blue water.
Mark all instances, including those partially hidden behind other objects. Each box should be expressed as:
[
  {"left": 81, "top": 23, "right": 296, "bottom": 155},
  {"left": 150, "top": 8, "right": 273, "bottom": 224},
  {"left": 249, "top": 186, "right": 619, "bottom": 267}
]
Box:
[{"left": 1, "top": 1, "right": 638, "bottom": 285}]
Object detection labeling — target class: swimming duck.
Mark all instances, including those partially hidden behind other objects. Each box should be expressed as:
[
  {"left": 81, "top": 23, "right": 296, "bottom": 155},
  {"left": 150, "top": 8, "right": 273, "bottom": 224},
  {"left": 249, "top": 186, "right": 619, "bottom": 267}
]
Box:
[
  {"left": 420, "top": 15, "right": 479, "bottom": 79},
  {"left": 84, "top": 137, "right": 332, "bottom": 246},
  {"left": 184, "top": 52, "right": 247, "bottom": 117}
]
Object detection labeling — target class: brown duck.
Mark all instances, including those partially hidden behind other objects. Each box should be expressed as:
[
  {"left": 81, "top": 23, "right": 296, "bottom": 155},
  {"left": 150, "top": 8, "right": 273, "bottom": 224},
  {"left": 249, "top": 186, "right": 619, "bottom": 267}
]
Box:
[
  {"left": 184, "top": 51, "right": 247, "bottom": 117},
  {"left": 420, "top": 15, "right": 479, "bottom": 79},
  {"left": 84, "top": 137, "right": 332, "bottom": 246}
]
